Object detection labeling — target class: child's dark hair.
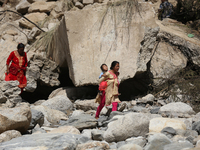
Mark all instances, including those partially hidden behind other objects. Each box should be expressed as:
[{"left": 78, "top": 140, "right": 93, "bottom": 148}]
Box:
[
  {"left": 17, "top": 43, "right": 25, "bottom": 49},
  {"left": 100, "top": 64, "right": 107, "bottom": 71},
  {"left": 110, "top": 61, "right": 119, "bottom": 70}
]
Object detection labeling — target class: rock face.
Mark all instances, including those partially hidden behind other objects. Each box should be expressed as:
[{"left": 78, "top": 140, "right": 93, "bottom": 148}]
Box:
[
  {"left": 103, "top": 113, "right": 161, "bottom": 142},
  {"left": 64, "top": 2, "right": 158, "bottom": 86},
  {"left": 149, "top": 118, "right": 186, "bottom": 133},
  {"left": 0, "top": 81, "right": 22, "bottom": 106},
  {"left": 26, "top": 54, "right": 60, "bottom": 92},
  {"left": 0, "top": 103, "right": 31, "bottom": 134}
]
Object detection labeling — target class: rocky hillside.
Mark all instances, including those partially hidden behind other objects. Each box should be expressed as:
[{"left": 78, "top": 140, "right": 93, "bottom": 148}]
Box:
[{"left": 1, "top": 0, "right": 200, "bottom": 149}]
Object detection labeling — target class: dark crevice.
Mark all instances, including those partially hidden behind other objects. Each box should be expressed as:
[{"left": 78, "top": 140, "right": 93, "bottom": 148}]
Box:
[
  {"left": 119, "top": 71, "right": 153, "bottom": 101},
  {"left": 21, "top": 67, "right": 98, "bottom": 103}
]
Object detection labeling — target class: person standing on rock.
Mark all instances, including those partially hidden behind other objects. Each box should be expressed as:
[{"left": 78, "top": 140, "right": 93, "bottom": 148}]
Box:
[
  {"left": 95, "top": 61, "right": 123, "bottom": 119},
  {"left": 158, "top": 0, "right": 173, "bottom": 20},
  {"left": 5, "top": 43, "right": 28, "bottom": 93}
]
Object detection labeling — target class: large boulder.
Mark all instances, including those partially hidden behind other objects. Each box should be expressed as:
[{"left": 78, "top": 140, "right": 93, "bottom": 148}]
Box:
[
  {"left": 103, "top": 113, "right": 161, "bottom": 142},
  {"left": 149, "top": 118, "right": 186, "bottom": 133},
  {"left": 41, "top": 95, "right": 73, "bottom": 113},
  {"left": 64, "top": 2, "right": 158, "bottom": 86},
  {"left": 0, "top": 133, "right": 90, "bottom": 149},
  {"left": 0, "top": 103, "right": 31, "bottom": 134},
  {"left": 19, "top": 12, "right": 47, "bottom": 29}
]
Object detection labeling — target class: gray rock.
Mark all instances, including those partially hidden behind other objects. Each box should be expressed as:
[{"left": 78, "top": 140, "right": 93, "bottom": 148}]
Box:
[
  {"left": 184, "top": 130, "right": 198, "bottom": 139},
  {"left": 0, "top": 90, "right": 7, "bottom": 103},
  {"left": 31, "top": 105, "right": 68, "bottom": 125},
  {"left": 159, "top": 102, "right": 195, "bottom": 116},
  {"left": 192, "top": 121, "right": 200, "bottom": 134},
  {"left": 118, "top": 144, "right": 143, "bottom": 150},
  {"left": 27, "top": 27, "right": 42, "bottom": 41},
  {"left": 163, "top": 141, "right": 194, "bottom": 150},
  {"left": 161, "top": 127, "right": 176, "bottom": 139},
  {"left": 16, "top": 0, "right": 30, "bottom": 14},
  {"left": 76, "top": 141, "right": 110, "bottom": 150},
  {"left": 81, "top": 129, "right": 93, "bottom": 139},
  {"left": 0, "top": 130, "right": 21, "bottom": 143},
  {"left": 24, "top": 78, "right": 37, "bottom": 92},
  {"left": 32, "top": 124, "right": 46, "bottom": 134},
  {"left": 116, "top": 141, "right": 126, "bottom": 148},
  {"left": 0, "top": 133, "right": 90, "bottom": 149},
  {"left": 71, "top": 110, "right": 84, "bottom": 118},
  {"left": 74, "top": 99, "right": 98, "bottom": 111},
  {"left": 145, "top": 133, "right": 171, "bottom": 150},
  {"left": 108, "top": 111, "right": 124, "bottom": 120},
  {"left": 0, "top": 81, "right": 22, "bottom": 106},
  {"left": 97, "top": 115, "right": 108, "bottom": 127},
  {"left": 130, "top": 106, "right": 148, "bottom": 113},
  {"left": 27, "top": 54, "right": 60, "bottom": 90},
  {"left": 0, "top": 103, "right": 31, "bottom": 134},
  {"left": 82, "top": 0, "right": 94, "bottom": 5},
  {"left": 110, "top": 142, "right": 117, "bottom": 149},
  {"left": 125, "top": 136, "right": 147, "bottom": 147},
  {"left": 104, "top": 113, "right": 161, "bottom": 142},
  {"left": 150, "top": 107, "right": 160, "bottom": 114},
  {"left": 186, "top": 136, "right": 194, "bottom": 144},
  {"left": 75, "top": 1, "right": 84, "bottom": 9},
  {"left": 61, "top": 113, "right": 97, "bottom": 131},
  {"left": 41, "top": 95, "right": 73, "bottom": 114},
  {"left": 192, "top": 112, "right": 200, "bottom": 123},
  {"left": 29, "top": 109, "right": 44, "bottom": 129},
  {"left": 137, "top": 94, "right": 155, "bottom": 105},
  {"left": 176, "top": 129, "right": 186, "bottom": 136},
  {"left": 91, "top": 129, "right": 105, "bottom": 141}
]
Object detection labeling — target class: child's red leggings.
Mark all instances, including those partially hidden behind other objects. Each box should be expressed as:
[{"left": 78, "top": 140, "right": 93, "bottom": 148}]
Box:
[{"left": 95, "top": 91, "right": 118, "bottom": 118}]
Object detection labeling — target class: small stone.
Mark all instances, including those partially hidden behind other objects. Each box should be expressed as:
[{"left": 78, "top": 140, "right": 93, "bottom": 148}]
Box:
[
  {"left": 82, "top": 0, "right": 94, "bottom": 5},
  {"left": 75, "top": 2, "right": 84, "bottom": 9}
]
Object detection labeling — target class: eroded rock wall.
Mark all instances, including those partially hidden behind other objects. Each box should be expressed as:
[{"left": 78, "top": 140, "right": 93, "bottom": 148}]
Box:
[{"left": 64, "top": 1, "right": 158, "bottom": 86}]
